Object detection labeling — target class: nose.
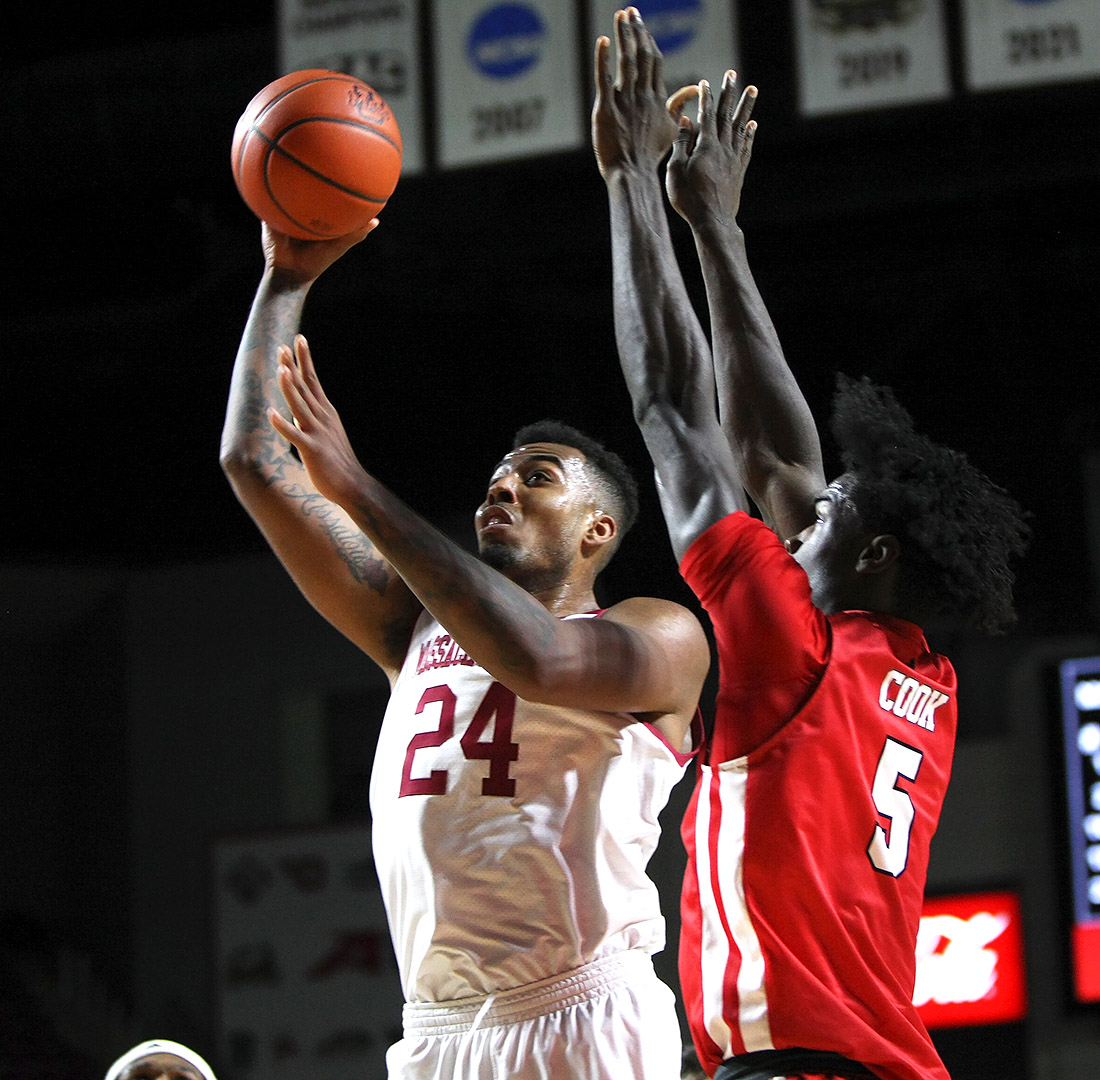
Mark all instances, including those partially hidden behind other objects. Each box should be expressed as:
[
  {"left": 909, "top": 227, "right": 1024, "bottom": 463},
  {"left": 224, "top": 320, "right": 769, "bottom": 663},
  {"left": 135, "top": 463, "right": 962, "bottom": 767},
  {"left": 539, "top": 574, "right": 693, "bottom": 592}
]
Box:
[
  {"left": 485, "top": 473, "right": 518, "bottom": 505},
  {"left": 786, "top": 525, "right": 816, "bottom": 554},
  {"left": 785, "top": 520, "right": 815, "bottom": 555}
]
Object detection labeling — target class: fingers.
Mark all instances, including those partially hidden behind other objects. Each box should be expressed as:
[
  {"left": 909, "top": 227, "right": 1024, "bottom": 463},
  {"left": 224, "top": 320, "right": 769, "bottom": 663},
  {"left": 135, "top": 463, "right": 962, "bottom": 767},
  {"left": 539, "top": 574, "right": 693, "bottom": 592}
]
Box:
[
  {"left": 668, "top": 114, "right": 696, "bottom": 170},
  {"left": 268, "top": 406, "right": 294, "bottom": 443},
  {"left": 613, "top": 8, "right": 638, "bottom": 94},
  {"left": 594, "top": 34, "right": 611, "bottom": 100},
  {"left": 292, "top": 334, "right": 321, "bottom": 393},
  {"left": 715, "top": 70, "right": 738, "bottom": 137},
  {"left": 731, "top": 82, "right": 759, "bottom": 149},
  {"left": 627, "top": 8, "right": 658, "bottom": 96},
  {"left": 666, "top": 83, "right": 700, "bottom": 119},
  {"left": 741, "top": 117, "right": 757, "bottom": 160},
  {"left": 348, "top": 218, "right": 380, "bottom": 244},
  {"left": 275, "top": 352, "right": 311, "bottom": 431},
  {"left": 274, "top": 336, "right": 328, "bottom": 436},
  {"left": 696, "top": 79, "right": 716, "bottom": 140}
]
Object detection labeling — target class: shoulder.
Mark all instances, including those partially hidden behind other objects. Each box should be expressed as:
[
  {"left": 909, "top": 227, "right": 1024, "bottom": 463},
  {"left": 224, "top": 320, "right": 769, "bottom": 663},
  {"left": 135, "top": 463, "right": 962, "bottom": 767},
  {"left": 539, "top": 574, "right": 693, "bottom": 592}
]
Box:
[
  {"left": 601, "top": 596, "right": 709, "bottom": 654},
  {"left": 682, "top": 511, "right": 800, "bottom": 614},
  {"left": 681, "top": 510, "right": 776, "bottom": 576}
]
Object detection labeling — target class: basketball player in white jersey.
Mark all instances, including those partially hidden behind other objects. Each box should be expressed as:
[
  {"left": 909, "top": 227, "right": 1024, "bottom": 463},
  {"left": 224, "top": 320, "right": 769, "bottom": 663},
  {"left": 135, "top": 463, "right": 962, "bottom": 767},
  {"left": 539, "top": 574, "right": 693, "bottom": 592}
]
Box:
[{"left": 221, "top": 221, "right": 710, "bottom": 1080}]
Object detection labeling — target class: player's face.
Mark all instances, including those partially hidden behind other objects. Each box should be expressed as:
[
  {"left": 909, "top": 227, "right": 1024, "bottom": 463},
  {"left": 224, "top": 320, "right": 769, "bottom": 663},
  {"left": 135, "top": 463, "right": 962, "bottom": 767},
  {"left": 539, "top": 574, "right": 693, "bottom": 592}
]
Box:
[
  {"left": 784, "top": 477, "right": 872, "bottom": 613},
  {"left": 118, "top": 1055, "right": 205, "bottom": 1080},
  {"left": 475, "top": 442, "right": 599, "bottom": 590}
]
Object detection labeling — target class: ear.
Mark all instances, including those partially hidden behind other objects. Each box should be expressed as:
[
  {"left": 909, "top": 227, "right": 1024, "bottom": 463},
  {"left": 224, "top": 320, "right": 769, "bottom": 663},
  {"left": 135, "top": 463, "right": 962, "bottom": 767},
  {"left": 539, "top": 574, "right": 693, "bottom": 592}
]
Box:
[
  {"left": 583, "top": 510, "right": 617, "bottom": 553},
  {"left": 856, "top": 533, "right": 901, "bottom": 576}
]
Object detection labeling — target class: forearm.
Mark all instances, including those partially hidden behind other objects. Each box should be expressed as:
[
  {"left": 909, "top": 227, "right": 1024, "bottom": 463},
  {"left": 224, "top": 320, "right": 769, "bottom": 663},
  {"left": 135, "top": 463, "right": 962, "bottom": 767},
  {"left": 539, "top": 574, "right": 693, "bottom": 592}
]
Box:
[
  {"left": 221, "top": 271, "right": 312, "bottom": 481},
  {"left": 220, "top": 274, "right": 412, "bottom": 661},
  {"left": 607, "top": 170, "right": 747, "bottom": 559},
  {"left": 691, "top": 220, "right": 824, "bottom": 533},
  {"left": 608, "top": 171, "right": 713, "bottom": 428}
]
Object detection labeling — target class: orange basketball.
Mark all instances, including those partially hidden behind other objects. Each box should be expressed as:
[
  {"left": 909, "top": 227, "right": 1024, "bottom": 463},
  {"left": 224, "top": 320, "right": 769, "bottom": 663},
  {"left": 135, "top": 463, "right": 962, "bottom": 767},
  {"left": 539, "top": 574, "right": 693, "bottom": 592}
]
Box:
[{"left": 231, "top": 69, "right": 402, "bottom": 240}]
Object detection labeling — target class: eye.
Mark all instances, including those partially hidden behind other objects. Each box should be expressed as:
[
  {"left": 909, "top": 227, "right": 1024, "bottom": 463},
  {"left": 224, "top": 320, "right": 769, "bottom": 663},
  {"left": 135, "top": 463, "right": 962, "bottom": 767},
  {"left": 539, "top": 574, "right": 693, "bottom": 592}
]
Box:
[{"left": 525, "top": 469, "right": 550, "bottom": 484}]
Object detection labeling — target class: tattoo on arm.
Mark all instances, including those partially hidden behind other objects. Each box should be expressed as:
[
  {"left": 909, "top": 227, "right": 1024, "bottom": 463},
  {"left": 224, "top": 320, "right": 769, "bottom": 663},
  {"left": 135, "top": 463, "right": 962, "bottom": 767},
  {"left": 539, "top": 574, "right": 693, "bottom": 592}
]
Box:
[
  {"left": 237, "top": 332, "right": 392, "bottom": 595},
  {"left": 297, "top": 488, "right": 391, "bottom": 593}
]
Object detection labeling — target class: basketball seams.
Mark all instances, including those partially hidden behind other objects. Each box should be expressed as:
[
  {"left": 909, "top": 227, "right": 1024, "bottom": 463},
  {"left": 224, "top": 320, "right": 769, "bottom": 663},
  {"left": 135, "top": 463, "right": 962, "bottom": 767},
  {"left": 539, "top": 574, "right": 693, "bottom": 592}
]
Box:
[
  {"left": 251, "top": 75, "right": 396, "bottom": 146},
  {"left": 263, "top": 115, "right": 402, "bottom": 159},
  {"left": 232, "top": 68, "right": 401, "bottom": 240},
  {"left": 260, "top": 126, "right": 391, "bottom": 205}
]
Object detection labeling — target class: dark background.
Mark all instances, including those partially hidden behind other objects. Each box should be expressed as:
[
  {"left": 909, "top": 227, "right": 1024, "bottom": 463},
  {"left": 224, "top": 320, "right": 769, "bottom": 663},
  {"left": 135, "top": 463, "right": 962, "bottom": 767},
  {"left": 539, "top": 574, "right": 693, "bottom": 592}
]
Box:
[
  {"left": 6, "top": 1, "right": 1099, "bottom": 638},
  {"left": 3, "top": 2, "right": 1100, "bottom": 1078}
]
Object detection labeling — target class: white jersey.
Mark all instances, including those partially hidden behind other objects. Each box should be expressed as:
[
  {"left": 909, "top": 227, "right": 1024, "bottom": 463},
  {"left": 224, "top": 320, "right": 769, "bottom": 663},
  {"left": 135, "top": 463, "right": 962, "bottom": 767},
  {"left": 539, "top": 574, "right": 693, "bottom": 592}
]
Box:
[{"left": 370, "top": 609, "right": 697, "bottom": 1004}]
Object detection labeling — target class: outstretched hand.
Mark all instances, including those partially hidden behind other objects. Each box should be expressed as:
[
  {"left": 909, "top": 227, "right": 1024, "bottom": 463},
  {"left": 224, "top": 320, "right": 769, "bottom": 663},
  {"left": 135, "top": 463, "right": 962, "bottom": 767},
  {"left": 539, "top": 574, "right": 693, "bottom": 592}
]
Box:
[
  {"left": 666, "top": 72, "right": 757, "bottom": 230},
  {"left": 592, "top": 7, "right": 679, "bottom": 180},
  {"left": 262, "top": 218, "right": 379, "bottom": 288},
  {"left": 269, "top": 335, "right": 367, "bottom": 508}
]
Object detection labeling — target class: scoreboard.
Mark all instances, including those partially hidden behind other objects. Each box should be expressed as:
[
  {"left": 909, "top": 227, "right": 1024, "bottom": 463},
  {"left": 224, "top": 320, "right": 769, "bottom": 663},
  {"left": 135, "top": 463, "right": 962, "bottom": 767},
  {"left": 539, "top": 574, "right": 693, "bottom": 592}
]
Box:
[{"left": 1059, "top": 655, "right": 1100, "bottom": 1003}]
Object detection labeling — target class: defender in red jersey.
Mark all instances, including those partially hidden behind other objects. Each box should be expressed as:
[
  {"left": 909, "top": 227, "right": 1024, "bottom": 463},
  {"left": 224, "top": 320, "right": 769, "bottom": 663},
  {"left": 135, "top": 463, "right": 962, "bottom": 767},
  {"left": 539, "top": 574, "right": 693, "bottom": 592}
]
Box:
[{"left": 593, "top": 10, "right": 1028, "bottom": 1080}]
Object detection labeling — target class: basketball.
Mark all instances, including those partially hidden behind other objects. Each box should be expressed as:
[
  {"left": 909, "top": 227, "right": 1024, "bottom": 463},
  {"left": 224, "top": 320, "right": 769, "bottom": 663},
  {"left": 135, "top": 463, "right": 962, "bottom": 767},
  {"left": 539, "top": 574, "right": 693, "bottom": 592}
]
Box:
[{"left": 231, "top": 69, "right": 403, "bottom": 240}]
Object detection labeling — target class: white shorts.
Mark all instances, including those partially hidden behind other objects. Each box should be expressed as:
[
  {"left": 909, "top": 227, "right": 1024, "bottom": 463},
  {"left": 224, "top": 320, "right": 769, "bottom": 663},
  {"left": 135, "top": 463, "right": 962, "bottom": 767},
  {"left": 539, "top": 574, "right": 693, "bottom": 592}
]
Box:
[{"left": 386, "top": 950, "right": 682, "bottom": 1080}]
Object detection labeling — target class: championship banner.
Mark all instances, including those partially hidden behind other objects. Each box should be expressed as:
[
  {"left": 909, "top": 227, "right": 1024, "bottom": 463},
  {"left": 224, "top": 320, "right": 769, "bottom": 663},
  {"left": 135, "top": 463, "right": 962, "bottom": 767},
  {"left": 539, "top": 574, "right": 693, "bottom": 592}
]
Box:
[
  {"left": 586, "top": 1, "right": 740, "bottom": 99},
  {"left": 792, "top": 0, "right": 951, "bottom": 116},
  {"left": 277, "top": 0, "right": 424, "bottom": 175},
  {"left": 962, "top": 0, "right": 1100, "bottom": 92},
  {"left": 431, "top": 0, "right": 584, "bottom": 168},
  {"left": 212, "top": 823, "right": 401, "bottom": 1080}
]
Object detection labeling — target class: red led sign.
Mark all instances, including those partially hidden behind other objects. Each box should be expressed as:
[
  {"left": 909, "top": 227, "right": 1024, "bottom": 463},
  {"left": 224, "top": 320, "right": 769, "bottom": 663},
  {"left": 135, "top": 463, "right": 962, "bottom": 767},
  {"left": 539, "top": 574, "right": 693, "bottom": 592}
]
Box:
[{"left": 913, "top": 890, "right": 1027, "bottom": 1029}]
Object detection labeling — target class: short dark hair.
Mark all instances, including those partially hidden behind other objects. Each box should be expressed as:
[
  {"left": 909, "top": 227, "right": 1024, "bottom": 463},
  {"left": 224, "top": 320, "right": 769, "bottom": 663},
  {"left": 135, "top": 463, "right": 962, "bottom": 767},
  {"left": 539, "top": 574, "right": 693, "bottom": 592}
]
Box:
[
  {"left": 829, "top": 375, "right": 1029, "bottom": 633},
  {"left": 511, "top": 419, "right": 640, "bottom": 537}
]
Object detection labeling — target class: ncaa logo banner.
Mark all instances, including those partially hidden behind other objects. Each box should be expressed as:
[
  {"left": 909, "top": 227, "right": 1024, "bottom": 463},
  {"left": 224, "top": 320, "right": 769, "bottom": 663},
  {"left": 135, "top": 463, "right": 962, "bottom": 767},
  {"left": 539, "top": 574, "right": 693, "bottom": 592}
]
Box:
[
  {"left": 586, "top": 1, "right": 740, "bottom": 103},
  {"left": 792, "top": 0, "right": 951, "bottom": 116},
  {"left": 962, "top": 0, "right": 1100, "bottom": 91},
  {"left": 432, "top": 0, "right": 584, "bottom": 168},
  {"left": 276, "top": 0, "right": 425, "bottom": 175}
]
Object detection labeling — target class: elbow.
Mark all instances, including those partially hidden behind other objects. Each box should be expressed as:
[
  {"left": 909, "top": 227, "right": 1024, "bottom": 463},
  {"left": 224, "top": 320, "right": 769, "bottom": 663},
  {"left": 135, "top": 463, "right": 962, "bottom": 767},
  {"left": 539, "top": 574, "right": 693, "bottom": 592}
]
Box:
[
  {"left": 219, "top": 441, "right": 267, "bottom": 492},
  {"left": 629, "top": 395, "right": 683, "bottom": 440}
]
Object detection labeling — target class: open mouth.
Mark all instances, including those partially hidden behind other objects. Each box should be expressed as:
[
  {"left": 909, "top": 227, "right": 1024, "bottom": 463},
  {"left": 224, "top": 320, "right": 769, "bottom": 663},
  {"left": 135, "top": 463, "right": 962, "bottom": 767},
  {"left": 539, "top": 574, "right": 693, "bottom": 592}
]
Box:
[{"left": 478, "top": 507, "right": 514, "bottom": 533}]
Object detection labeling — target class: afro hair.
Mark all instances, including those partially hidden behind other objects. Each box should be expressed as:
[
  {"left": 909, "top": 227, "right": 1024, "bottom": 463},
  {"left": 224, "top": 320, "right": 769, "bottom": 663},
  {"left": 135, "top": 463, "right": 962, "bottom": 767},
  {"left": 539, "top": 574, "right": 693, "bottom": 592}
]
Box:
[{"left": 829, "top": 375, "right": 1029, "bottom": 633}]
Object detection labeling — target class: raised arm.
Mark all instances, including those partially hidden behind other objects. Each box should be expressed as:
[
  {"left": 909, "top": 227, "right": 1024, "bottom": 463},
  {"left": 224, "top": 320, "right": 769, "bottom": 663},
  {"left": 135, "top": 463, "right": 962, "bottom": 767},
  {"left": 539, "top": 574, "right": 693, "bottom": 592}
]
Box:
[
  {"left": 665, "top": 76, "right": 825, "bottom": 539},
  {"left": 219, "top": 223, "right": 421, "bottom": 679},
  {"left": 593, "top": 9, "right": 749, "bottom": 563},
  {"left": 268, "top": 336, "right": 709, "bottom": 745}
]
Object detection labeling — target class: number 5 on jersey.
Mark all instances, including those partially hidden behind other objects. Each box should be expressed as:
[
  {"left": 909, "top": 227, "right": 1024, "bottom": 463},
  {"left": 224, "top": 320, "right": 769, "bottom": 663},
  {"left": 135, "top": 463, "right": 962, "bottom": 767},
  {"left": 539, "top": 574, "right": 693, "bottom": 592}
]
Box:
[
  {"left": 400, "top": 682, "right": 520, "bottom": 797},
  {"left": 867, "top": 736, "right": 923, "bottom": 877}
]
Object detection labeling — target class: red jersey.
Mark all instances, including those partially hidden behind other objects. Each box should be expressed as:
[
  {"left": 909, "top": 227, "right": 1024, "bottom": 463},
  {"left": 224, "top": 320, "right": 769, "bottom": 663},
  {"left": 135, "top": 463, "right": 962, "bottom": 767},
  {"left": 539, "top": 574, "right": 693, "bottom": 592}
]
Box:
[{"left": 679, "top": 512, "right": 955, "bottom": 1080}]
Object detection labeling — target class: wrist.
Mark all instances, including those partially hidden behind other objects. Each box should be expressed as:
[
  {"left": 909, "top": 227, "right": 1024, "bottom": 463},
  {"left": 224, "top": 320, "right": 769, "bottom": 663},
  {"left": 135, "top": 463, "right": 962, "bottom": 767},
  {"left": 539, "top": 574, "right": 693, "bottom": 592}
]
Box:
[
  {"left": 606, "top": 168, "right": 668, "bottom": 220},
  {"left": 264, "top": 265, "right": 316, "bottom": 295},
  {"left": 690, "top": 215, "right": 743, "bottom": 247},
  {"left": 604, "top": 161, "right": 664, "bottom": 191}
]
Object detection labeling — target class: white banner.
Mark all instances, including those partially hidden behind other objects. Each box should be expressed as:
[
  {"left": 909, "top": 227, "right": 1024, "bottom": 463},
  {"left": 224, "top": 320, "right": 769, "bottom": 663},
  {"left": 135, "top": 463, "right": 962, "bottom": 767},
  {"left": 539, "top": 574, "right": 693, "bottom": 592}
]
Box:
[
  {"left": 213, "top": 823, "right": 400, "bottom": 1080},
  {"left": 586, "top": 1, "right": 740, "bottom": 98},
  {"left": 277, "top": 0, "right": 424, "bottom": 175},
  {"left": 432, "top": 0, "right": 584, "bottom": 168},
  {"left": 963, "top": 0, "right": 1100, "bottom": 91},
  {"left": 792, "top": 0, "right": 951, "bottom": 116}
]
